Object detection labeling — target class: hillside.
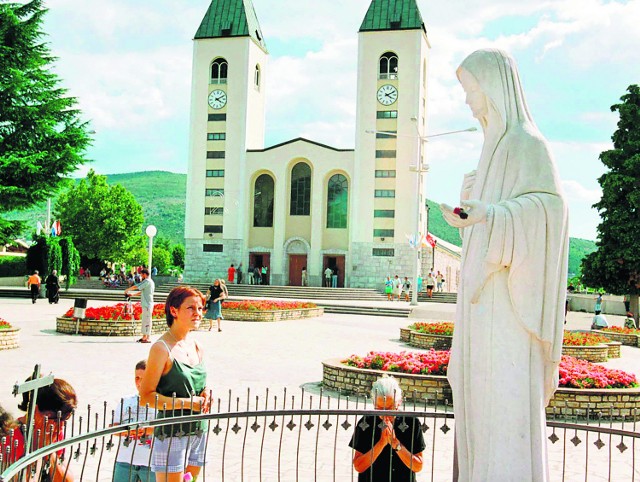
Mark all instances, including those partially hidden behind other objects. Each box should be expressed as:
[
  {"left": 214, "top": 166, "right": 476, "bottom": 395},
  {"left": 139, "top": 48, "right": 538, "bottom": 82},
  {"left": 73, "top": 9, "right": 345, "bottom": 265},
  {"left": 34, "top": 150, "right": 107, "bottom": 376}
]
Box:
[
  {"left": 6, "top": 171, "right": 187, "bottom": 245},
  {"left": 6, "top": 171, "right": 596, "bottom": 273}
]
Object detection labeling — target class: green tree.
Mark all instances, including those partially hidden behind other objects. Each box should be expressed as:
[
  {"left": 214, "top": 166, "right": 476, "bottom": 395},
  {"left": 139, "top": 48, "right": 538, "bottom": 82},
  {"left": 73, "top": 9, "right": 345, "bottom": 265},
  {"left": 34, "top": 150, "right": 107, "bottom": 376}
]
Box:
[
  {"left": 0, "top": 0, "right": 91, "bottom": 244},
  {"left": 582, "top": 85, "right": 640, "bottom": 322},
  {"left": 55, "top": 170, "right": 144, "bottom": 262},
  {"left": 60, "top": 236, "right": 80, "bottom": 288},
  {"left": 172, "top": 244, "right": 185, "bottom": 269},
  {"left": 125, "top": 246, "right": 148, "bottom": 267},
  {"left": 152, "top": 246, "right": 171, "bottom": 274},
  {"left": 47, "top": 237, "right": 62, "bottom": 275}
]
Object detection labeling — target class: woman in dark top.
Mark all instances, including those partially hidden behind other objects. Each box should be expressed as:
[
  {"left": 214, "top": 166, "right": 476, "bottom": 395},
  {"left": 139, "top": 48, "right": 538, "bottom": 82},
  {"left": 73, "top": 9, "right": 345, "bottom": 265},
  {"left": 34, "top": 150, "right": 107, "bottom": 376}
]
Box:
[
  {"left": 140, "top": 286, "right": 211, "bottom": 482},
  {"left": 45, "top": 270, "right": 60, "bottom": 304},
  {"left": 204, "top": 278, "right": 227, "bottom": 332}
]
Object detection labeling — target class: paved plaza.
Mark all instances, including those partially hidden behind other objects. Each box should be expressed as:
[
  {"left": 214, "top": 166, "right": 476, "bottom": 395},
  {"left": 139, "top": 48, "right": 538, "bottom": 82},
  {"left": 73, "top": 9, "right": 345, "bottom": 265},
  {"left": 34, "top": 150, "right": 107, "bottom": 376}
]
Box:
[{"left": 1, "top": 295, "right": 638, "bottom": 480}]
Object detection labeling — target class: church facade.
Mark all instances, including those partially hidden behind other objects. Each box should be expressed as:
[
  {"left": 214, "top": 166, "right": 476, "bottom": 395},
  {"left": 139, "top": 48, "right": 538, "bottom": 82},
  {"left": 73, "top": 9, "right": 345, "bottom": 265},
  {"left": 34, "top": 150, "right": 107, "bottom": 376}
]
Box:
[{"left": 184, "top": 0, "right": 431, "bottom": 288}]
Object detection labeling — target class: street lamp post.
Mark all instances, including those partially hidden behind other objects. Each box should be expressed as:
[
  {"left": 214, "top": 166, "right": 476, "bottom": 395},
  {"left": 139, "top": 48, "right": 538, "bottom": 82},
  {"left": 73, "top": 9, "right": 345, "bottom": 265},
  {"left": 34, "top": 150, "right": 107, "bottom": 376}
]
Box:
[
  {"left": 145, "top": 225, "right": 157, "bottom": 276},
  {"left": 366, "top": 126, "right": 477, "bottom": 306}
]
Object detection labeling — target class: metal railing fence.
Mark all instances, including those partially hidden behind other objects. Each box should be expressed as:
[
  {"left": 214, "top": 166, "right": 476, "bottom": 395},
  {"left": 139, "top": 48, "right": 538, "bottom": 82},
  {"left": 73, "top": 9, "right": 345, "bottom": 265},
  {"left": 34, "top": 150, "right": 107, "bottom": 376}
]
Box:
[{"left": 2, "top": 388, "right": 640, "bottom": 481}]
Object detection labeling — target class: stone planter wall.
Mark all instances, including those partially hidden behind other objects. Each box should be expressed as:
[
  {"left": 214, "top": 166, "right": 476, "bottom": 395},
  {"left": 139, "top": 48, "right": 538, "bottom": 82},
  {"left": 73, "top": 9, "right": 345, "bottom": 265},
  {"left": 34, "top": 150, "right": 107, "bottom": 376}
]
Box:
[
  {"left": 323, "top": 359, "right": 640, "bottom": 421},
  {"left": 606, "top": 342, "right": 622, "bottom": 359},
  {"left": 399, "top": 327, "right": 411, "bottom": 342},
  {"left": 592, "top": 330, "right": 638, "bottom": 347},
  {"left": 561, "top": 344, "right": 609, "bottom": 362},
  {"left": 322, "top": 359, "right": 452, "bottom": 405},
  {"left": 222, "top": 307, "right": 323, "bottom": 322},
  {"left": 56, "top": 317, "right": 166, "bottom": 336},
  {"left": 0, "top": 328, "right": 20, "bottom": 350},
  {"left": 408, "top": 331, "right": 453, "bottom": 350}
]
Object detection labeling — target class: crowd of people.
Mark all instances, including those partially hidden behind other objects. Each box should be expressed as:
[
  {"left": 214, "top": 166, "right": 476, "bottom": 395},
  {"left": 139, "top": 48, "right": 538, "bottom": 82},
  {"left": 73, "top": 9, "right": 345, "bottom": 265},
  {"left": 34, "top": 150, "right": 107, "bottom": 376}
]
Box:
[{"left": 383, "top": 271, "right": 446, "bottom": 301}]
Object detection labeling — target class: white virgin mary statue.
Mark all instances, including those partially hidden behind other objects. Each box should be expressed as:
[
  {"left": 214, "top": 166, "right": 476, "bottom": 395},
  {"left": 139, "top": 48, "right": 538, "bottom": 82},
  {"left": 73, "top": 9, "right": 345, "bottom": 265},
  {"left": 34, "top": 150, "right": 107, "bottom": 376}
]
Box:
[{"left": 440, "top": 49, "right": 569, "bottom": 481}]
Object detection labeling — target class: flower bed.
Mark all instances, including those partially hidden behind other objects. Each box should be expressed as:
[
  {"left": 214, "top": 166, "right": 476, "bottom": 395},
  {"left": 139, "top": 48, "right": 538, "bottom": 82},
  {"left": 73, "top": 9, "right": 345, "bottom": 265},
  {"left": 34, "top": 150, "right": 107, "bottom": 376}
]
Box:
[
  {"left": 562, "top": 331, "right": 612, "bottom": 362},
  {"left": 323, "top": 351, "right": 640, "bottom": 420},
  {"left": 57, "top": 303, "right": 167, "bottom": 336},
  {"left": 219, "top": 300, "right": 323, "bottom": 322},
  {"left": 401, "top": 322, "right": 454, "bottom": 350},
  {"left": 592, "top": 328, "right": 639, "bottom": 347},
  {"left": 0, "top": 318, "right": 20, "bottom": 350}
]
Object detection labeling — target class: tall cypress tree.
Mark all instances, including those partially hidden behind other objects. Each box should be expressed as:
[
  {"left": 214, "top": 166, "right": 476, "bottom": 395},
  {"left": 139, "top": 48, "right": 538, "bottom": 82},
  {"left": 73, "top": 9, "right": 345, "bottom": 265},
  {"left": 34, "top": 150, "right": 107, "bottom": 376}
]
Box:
[
  {"left": 0, "top": 0, "right": 91, "bottom": 244},
  {"left": 582, "top": 85, "right": 640, "bottom": 321}
]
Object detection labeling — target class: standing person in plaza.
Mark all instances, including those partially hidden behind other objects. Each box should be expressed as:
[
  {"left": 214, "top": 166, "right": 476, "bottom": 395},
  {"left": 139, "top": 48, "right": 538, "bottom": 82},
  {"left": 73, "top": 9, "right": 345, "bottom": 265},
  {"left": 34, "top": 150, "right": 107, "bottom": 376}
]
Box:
[
  {"left": 331, "top": 266, "right": 339, "bottom": 288},
  {"left": 301, "top": 267, "right": 308, "bottom": 286},
  {"left": 248, "top": 265, "right": 254, "bottom": 285},
  {"left": 237, "top": 262, "right": 243, "bottom": 284},
  {"left": 45, "top": 269, "right": 60, "bottom": 304},
  {"left": 436, "top": 271, "right": 444, "bottom": 292},
  {"left": 324, "top": 266, "right": 332, "bottom": 287},
  {"left": 261, "top": 265, "right": 268, "bottom": 285},
  {"left": 403, "top": 277, "right": 412, "bottom": 302},
  {"left": 349, "top": 375, "right": 425, "bottom": 481},
  {"left": 227, "top": 264, "right": 235, "bottom": 284},
  {"left": 112, "top": 360, "right": 157, "bottom": 482},
  {"left": 254, "top": 266, "right": 262, "bottom": 285},
  {"left": 140, "top": 286, "right": 211, "bottom": 482},
  {"left": 125, "top": 268, "right": 155, "bottom": 344},
  {"left": 204, "top": 278, "right": 227, "bottom": 332},
  {"left": 595, "top": 293, "right": 603, "bottom": 315},
  {"left": 27, "top": 270, "right": 41, "bottom": 304},
  {"left": 384, "top": 276, "right": 393, "bottom": 301}
]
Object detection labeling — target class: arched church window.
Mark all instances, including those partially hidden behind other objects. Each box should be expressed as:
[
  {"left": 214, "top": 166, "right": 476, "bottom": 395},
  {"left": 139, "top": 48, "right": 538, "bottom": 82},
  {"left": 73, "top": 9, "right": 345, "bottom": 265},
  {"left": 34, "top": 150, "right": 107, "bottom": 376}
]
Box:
[
  {"left": 379, "top": 52, "right": 398, "bottom": 79},
  {"left": 326, "top": 174, "right": 348, "bottom": 229},
  {"left": 211, "top": 58, "right": 228, "bottom": 84},
  {"left": 290, "top": 163, "right": 311, "bottom": 216},
  {"left": 253, "top": 174, "right": 274, "bottom": 227},
  {"left": 254, "top": 64, "right": 261, "bottom": 89}
]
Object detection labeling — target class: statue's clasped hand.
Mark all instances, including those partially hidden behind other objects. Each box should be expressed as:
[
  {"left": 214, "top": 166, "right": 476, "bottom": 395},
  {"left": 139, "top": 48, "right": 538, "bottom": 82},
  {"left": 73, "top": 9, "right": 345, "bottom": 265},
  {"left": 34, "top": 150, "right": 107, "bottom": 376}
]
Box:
[{"left": 440, "top": 200, "right": 489, "bottom": 228}]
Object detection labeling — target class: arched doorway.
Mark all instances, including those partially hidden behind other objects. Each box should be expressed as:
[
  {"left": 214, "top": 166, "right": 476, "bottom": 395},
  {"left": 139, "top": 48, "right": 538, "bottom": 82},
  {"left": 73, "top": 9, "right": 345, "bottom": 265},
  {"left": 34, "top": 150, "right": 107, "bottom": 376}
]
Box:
[{"left": 284, "top": 238, "right": 309, "bottom": 286}]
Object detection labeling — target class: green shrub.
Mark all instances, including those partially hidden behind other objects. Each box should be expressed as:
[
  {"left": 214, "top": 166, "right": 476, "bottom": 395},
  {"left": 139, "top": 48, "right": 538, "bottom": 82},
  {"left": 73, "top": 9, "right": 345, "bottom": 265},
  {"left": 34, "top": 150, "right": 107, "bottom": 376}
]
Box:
[{"left": 0, "top": 256, "right": 27, "bottom": 277}]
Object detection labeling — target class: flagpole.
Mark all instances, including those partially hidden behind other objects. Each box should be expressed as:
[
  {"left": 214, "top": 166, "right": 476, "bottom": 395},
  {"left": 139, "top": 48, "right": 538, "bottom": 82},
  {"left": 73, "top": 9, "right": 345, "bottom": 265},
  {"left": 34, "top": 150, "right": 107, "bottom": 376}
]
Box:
[{"left": 46, "top": 198, "right": 51, "bottom": 237}]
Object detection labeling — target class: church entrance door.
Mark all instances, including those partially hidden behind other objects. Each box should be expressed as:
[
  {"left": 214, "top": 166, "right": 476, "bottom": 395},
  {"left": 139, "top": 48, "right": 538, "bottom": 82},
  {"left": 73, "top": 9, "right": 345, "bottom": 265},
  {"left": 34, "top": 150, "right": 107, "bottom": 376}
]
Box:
[
  {"left": 249, "top": 253, "right": 271, "bottom": 285},
  {"left": 323, "top": 255, "right": 345, "bottom": 288},
  {"left": 288, "top": 255, "right": 307, "bottom": 286}
]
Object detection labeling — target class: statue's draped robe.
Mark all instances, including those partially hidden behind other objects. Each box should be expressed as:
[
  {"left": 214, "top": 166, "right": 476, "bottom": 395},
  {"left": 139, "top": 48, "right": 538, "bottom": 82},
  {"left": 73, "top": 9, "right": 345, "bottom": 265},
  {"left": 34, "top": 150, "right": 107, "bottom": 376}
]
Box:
[{"left": 449, "top": 50, "right": 569, "bottom": 482}]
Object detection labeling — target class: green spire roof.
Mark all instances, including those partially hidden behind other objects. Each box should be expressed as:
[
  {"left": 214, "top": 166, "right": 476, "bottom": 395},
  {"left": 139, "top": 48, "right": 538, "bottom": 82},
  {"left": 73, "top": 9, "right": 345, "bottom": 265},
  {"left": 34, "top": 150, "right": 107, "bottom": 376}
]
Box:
[
  {"left": 195, "top": 0, "right": 267, "bottom": 52},
  {"left": 359, "top": 0, "right": 426, "bottom": 33}
]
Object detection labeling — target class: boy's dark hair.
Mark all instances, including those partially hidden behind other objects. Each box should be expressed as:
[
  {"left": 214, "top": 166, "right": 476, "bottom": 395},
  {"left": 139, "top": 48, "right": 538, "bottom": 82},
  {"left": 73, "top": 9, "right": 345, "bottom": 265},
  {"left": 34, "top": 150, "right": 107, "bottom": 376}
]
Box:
[{"left": 135, "top": 359, "right": 147, "bottom": 371}]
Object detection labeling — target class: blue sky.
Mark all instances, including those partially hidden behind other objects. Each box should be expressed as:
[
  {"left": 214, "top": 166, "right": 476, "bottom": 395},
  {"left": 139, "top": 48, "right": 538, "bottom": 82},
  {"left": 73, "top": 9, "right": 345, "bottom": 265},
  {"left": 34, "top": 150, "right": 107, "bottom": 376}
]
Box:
[{"left": 41, "top": 0, "right": 640, "bottom": 241}]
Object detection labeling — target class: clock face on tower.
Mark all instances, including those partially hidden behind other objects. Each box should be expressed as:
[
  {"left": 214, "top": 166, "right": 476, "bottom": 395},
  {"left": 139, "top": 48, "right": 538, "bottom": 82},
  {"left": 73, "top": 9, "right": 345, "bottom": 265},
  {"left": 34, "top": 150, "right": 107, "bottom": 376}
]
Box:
[
  {"left": 208, "top": 89, "right": 227, "bottom": 109},
  {"left": 377, "top": 84, "right": 398, "bottom": 106}
]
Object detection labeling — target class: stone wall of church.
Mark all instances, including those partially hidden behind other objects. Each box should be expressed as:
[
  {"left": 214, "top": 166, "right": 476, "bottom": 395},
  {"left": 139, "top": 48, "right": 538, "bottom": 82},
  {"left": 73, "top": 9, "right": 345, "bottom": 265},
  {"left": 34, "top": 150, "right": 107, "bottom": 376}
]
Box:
[
  {"left": 184, "top": 238, "right": 244, "bottom": 283},
  {"left": 350, "top": 243, "right": 417, "bottom": 289}
]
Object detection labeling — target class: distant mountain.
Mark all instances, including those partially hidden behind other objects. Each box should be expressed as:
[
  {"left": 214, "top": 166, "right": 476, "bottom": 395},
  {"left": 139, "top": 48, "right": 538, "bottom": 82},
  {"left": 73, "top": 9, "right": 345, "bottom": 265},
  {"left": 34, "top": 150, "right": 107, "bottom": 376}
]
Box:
[{"left": 7, "top": 171, "right": 597, "bottom": 274}]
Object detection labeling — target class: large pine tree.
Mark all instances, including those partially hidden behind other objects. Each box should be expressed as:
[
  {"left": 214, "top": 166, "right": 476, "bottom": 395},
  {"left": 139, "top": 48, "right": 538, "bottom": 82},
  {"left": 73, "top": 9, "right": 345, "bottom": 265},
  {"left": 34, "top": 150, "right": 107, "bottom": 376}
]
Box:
[
  {"left": 0, "top": 0, "right": 91, "bottom": 244},
  {"left": 582, "top": 84, "right": 640, "bottom": 321}
]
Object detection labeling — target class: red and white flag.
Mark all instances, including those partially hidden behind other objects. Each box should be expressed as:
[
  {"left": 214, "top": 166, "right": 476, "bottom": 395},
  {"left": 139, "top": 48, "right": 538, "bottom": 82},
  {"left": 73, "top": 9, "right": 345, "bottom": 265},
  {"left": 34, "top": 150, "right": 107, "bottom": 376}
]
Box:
[
  {"left": 425, "top": 234, "right": 437, "bottom": 248},
  {"left": 54, "top": 220, "right": 61, "bottom": 236}
]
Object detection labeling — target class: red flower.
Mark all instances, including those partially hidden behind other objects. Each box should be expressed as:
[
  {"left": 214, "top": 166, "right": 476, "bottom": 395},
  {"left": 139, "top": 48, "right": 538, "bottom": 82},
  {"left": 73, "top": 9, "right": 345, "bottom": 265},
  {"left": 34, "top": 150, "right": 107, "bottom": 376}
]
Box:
[
  {"left": 62, "top": 303, "right": 165, "bottom": 321},
  {"left": 0, "top": 318, "right": 13, "bottom": 330}
]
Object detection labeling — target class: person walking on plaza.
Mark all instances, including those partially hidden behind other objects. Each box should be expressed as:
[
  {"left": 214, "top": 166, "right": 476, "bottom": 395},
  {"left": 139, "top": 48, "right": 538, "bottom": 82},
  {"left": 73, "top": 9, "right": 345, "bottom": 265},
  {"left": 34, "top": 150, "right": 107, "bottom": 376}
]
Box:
[
  {"left": 125, "top": 268, "right": 155, "bottom": 343},
  {"left": 227, "top": 263, "right": 236, "bottom": 284},
  {"left": 349, "top": 375, "right": 425, "bottom": 481},
  {"left": 45, "top": 270, "right": 60, "bottom": 304},
  {"left": 324, "top": 266, "right": 333, "bottom": 287},
  {"left": 436, "top": 271, "right": 444, "bottom": 292},
  {"left": 392, "top": 275, "right": 401, "bottom": 301},
  {"left": 426, "top": 273, "right": 436, "bottom": 299},
  {"left": 205, "top": 278, "right": 227, "bottom": 332},
  {"left": 27, "top": 270, "right": 41, "bottom": 304},
  {"left": 112, "top": 359, "right": 157, "bottom": 482}
]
